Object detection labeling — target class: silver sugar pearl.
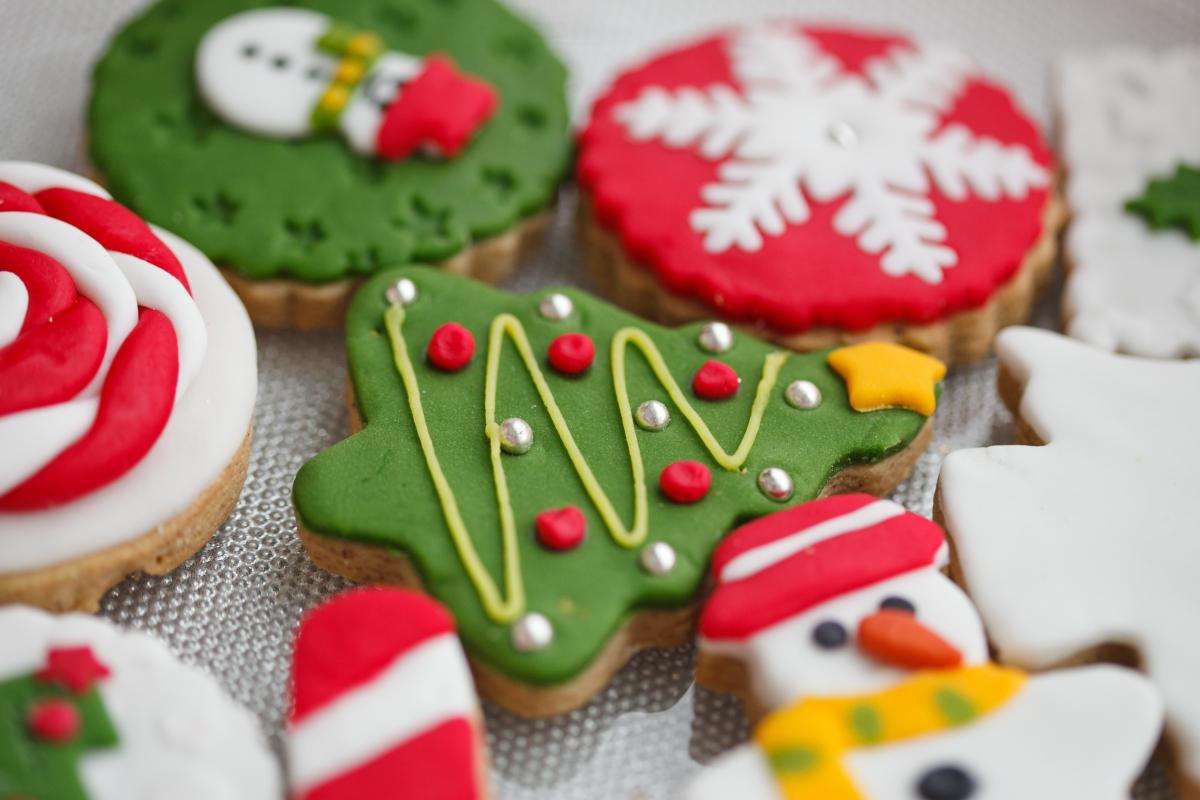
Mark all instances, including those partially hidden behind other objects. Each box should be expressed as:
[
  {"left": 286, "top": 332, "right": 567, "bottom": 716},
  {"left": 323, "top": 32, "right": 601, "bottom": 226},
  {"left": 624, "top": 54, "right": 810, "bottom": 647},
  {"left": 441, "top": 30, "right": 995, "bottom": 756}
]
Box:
[
  {"left": 511, "top": 612, "right": 553, "bottom": 652},
  {"left": 757, "top": 467, "right": 794, "bottom": 501},
  {"left": 538, "top": 292, "right": 574, "bottom": 321},
  {"left": 635, "top": 400, "right": 671, "bottom": 431},
  {"left": 785, "top": 380, "right": 822, "bottom": 410},
  {"left": 499, "top": 417, "right": 534, "bottom": 454},
  {"left": 384, "top": 277, "right": 418, "bottom": 306},
  {"left": 697, "top": 321, "right": 734, "bottom": 354},
  {"left": 640, "top": 541, "right": 677, "bottom": 575},
  {"left": 827, "top": 120, "right": 859, "bottom": 148}
]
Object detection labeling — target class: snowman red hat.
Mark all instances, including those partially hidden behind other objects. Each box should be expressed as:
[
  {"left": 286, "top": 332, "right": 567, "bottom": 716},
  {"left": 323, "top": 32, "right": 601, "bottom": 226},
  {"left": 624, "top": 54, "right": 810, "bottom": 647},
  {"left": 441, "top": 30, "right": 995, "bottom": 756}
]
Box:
[
  {"left": 700, "top": 494, "right": 947, "bottom": 641},
  {"left": 375, "top": 55, "right": 497, "bottom": 160},
  {"left": 287, "top": 587, "right": 485, "bottom": 800}
]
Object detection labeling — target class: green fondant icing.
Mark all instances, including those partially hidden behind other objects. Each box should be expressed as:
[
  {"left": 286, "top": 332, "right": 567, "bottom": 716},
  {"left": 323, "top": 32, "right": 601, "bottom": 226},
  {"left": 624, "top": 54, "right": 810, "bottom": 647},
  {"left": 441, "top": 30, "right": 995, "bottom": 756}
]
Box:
[
  {"left": 88, "top": 0, "right": 570, "bottom": 283},
  {"left": 768, "top": 746, "right": 819, "bottom": 774},
  {"left": 934, "top": 687, "right": 977, "bottom": 726},
  {"left": 0, "top": 674, "right": 118, "bottom": 800},
  {"left": 293, "top": 268, "right": 935, "bottom": 685},
  {"left": 1126, "top": 162, "right": 1200, "bottom": 241},
  {"left": 849, "top": 704, "right": 883, "bottom": 744}
]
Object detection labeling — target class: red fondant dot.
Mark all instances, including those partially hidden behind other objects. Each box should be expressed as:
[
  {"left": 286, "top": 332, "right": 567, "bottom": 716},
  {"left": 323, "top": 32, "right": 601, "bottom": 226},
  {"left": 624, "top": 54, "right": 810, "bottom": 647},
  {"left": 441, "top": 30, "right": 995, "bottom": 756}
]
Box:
[
  {"left": 547, "top": 333, "right": 595, "bottom": 375},
  {"left": 28, "top": 699, "right": 80, "bottom": 743},
  {"left": 427, "top": 323, "right": 475, "bottom": 371},
  {"left": 692, "top": 360, "right": 739, "bottom": 399},
  {"left": 660, "top": 460, "right": 711, "bottom": 503},
  {"left": 535, "top": 505, "right": 586, "bottom": 551}
]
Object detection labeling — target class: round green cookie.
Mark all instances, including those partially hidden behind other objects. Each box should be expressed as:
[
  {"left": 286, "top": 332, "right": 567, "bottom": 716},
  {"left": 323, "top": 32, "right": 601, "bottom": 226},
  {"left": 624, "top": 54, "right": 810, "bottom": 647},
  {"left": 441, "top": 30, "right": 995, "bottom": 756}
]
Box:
[{"left": 89, "top": 0, "right": 570, "bottom": 288}]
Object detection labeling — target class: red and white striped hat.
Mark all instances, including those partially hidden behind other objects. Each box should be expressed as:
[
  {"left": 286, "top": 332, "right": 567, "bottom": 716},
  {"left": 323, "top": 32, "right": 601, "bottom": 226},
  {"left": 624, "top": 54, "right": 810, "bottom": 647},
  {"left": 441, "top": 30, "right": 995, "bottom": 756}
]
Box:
[
  {"left": 288, "top": 587, "right": 482, "bottom": 800},
  {"left": 699, "top": 495, "right": 947, "bottom": 641}
]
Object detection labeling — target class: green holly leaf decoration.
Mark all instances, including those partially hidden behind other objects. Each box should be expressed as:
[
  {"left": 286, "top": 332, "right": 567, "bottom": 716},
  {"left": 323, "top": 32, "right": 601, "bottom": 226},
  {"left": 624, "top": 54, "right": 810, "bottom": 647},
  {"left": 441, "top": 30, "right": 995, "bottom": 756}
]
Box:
[
  {"left": 0, "top": 664, "right": 118, "bottom": 800},
  {"left": 1125, "top": 163, "right": 1200, "bottom": 241},
  {"left": 293, "top": 268, "right": 937, "bottom": 697}
]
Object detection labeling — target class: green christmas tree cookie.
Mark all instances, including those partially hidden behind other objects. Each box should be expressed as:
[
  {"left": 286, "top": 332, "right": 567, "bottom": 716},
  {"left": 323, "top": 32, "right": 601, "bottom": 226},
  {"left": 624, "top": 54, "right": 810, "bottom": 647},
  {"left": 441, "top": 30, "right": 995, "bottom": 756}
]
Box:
[
  {"left": 0, "top": 648, "right": 118, "bottom": 800},
  {"left": 1126, "top": 163, "right": 1200, "bottom": 241},
  {"left": 292, "top": 269, "right": 941, "bottom": 715}
]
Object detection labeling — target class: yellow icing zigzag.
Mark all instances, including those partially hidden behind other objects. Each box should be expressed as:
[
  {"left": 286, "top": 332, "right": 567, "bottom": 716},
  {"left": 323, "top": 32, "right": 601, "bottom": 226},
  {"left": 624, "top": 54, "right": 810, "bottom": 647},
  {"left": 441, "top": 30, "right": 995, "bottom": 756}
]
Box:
[{"left": 384, "top": 304, "right": 787, "bottom": 623}]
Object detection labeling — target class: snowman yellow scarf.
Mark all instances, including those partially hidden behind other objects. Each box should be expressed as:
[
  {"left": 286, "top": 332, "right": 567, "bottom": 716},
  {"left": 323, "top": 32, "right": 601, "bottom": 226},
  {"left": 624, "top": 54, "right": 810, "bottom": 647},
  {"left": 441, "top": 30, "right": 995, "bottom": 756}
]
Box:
[{"left": 755, "top": 665, "right": 1026, "bottom": 799}]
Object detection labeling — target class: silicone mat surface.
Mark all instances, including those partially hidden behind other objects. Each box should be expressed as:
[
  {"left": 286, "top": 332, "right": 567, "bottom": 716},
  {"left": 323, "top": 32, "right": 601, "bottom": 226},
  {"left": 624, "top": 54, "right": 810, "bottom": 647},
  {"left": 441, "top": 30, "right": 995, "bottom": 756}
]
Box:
[{"left": 2, "top": 0, "right": 1198, "bottom": 797}]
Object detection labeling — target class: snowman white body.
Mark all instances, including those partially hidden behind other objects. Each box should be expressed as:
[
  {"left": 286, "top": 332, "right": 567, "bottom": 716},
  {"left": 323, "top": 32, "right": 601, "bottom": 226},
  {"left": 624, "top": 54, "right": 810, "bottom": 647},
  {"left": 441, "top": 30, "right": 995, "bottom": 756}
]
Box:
[
  {"left": 702, "top": 565, "right": 988, "bottom": 710},
  {"left": 688, "top": 665, "right": 1163, "bottom": 800},
  {"left": 195, "top": 8, "right": 421, "bottom": 155}
]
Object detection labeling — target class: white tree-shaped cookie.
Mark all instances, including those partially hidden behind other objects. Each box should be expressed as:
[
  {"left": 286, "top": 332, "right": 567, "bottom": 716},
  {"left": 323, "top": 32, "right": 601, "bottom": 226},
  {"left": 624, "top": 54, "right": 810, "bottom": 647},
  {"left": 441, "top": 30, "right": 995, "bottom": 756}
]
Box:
[
  {"left": 939, "top": 326, "right": 1200, "bottom": 788},
  {"left": 615, "top": 25, "right": 1048, "bottom": 283}
]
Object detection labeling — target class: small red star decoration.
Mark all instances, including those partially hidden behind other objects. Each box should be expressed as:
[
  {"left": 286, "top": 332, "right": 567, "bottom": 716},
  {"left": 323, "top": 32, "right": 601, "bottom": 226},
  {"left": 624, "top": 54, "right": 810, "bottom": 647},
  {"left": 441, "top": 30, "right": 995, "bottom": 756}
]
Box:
[{"left": 36, "top": 646, "right": 111, "bottom": 694}]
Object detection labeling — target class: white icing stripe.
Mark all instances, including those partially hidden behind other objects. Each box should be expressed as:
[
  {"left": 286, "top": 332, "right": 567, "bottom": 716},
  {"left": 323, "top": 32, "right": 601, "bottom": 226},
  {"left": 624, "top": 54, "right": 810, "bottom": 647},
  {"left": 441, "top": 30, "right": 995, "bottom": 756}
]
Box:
[
  {"left": 111, "top": 253, "right": 208, "bottom": 397},
  {"left": 0, "top": 161, "right": 112, "bottom": 200},
  {"left": 0, "top": 397, "right": 97, "bottom": 495},
  {"left": 0, "top": 271, "right": 28, "bottom": 348},
  {"left": 286, "top": 633, "right": 476, "bottom": 793},
  {"left": 720, "top": 499, "right": 905, "bottom": 582},
  {"left": 0, "top": 212, "right": 137, "bottom": 394}
]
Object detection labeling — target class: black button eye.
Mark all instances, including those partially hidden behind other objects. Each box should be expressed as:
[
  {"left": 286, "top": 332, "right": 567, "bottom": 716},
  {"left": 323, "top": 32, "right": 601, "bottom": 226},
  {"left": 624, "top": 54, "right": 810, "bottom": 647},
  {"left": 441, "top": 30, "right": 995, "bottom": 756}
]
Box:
[
  {"left": 272, "top": 55, "right": 290, "bottom": 70},
  {"left": 812, "top": 620, "right": 848, "bottom": 649},
  {"left": 306, "top": 65, "right": 326, "bottom": 81},
  {"left": 241, "top": 43, "right": 258, "bottom": 59},
  {"left": 916, "top": 765, "right": 975, "bottom": 799},
  {"left": 881, "top": 595, "right": 916, "bottom": 614}
]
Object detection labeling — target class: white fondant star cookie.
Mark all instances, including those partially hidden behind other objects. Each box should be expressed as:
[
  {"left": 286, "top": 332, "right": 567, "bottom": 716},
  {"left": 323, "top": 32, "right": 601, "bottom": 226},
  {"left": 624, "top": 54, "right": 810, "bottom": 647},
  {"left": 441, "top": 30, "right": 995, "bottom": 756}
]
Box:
[{"left": 938, "top": 326, "right": 1200, "bottom": 791}]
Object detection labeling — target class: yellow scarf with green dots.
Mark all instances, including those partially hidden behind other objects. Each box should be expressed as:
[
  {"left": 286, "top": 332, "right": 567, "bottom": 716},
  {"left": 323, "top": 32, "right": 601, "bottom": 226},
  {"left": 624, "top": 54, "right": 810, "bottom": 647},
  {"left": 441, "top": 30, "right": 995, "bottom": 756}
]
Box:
[{"left": 755, "top": 665, "right": 1026, "bottom": 799}]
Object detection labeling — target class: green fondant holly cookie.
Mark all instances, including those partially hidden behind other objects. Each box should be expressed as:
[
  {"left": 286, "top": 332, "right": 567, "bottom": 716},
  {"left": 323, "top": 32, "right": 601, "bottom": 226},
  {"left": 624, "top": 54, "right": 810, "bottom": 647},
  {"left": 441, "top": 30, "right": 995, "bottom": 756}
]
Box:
[
  {"left": 292, "top": 268, "right": 941, "bottom": 716},
  {"left": 88, "top": 0, "right": 570, "bottom": 328}
]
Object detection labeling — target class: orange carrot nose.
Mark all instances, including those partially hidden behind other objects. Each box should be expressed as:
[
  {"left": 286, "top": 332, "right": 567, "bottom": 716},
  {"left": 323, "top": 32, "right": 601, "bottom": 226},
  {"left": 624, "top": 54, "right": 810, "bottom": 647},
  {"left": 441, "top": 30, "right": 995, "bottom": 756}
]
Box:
[{"left": 857, "top": 609, "right": 963, "bottom": 670}]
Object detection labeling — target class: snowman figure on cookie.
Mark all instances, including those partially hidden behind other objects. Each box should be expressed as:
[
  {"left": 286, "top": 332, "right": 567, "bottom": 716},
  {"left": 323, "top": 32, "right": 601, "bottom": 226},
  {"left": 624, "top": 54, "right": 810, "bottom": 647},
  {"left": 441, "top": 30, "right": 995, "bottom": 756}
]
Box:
[
  {"left": 696, "top": 495, "right": 989, "bottom": 715},
  {"left": 196, "top": 7, "right": 497, "bottom": 160}
]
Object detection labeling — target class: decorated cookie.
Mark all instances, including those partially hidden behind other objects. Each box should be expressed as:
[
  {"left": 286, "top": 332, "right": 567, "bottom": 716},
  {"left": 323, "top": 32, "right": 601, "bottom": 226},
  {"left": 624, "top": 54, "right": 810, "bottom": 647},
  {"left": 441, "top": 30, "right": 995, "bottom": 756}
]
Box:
[
  {"left": 578, "top": 23, "right": 1059, "bottom": 364},
  {"left": 0, "top": 605, "right": 281, "bottom": 798},
  {"left": 688, "top": 664, "right": 1162, "bottom": 800},
  {"left": 697, "top": 495, "right": 987, "bottom": 717},
  {"left": 89, "top": 0, "right": 570, "bottom": 329},
  {"left": 288, "top": 588, "right": 486, "bottom": 800},
  {"left": 1057, "top": 48, "right": 1200, "bottom": 359},
  {"left": 0, "top": 161, "right": 256, "bottom": 612},
  {"left": 292, "top": 267, "right": 940, "bottom": 716},
  {"left": 937, "top": 326, "right": 1200, "bottom": 796}
]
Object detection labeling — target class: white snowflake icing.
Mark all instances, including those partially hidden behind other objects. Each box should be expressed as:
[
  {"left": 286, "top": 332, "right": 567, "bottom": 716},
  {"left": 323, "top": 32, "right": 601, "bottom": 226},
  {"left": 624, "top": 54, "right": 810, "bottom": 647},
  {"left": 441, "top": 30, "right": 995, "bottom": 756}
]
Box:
[{"left": 615, "top": 26, "right": 1050, "bottom": 284}]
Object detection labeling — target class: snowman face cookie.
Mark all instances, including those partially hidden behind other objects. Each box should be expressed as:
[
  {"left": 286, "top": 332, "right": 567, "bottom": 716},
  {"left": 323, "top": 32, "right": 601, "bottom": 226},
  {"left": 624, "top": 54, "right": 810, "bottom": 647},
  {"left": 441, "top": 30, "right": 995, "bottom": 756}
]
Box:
[
  {"left": 195, "top": 7, "right": 495, "bottom": 160},
  {"left": 689, "top": 665, "right": 1162, "bottom": 800},
  {"left": 698, "top": 495, "right": 987, "bottom": 711}
]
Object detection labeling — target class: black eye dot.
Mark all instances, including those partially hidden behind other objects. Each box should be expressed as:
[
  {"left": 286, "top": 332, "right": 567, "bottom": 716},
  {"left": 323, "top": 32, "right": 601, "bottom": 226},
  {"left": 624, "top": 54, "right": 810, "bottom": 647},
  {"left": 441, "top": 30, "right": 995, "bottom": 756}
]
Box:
[
  {"left": 881, "top": 596, "right": 916, "bottom": 614},
  {"left": 306, "top": 65, "right": 325, "bottom": 81},
  {"left": 272, "top": 55, "right": 290, "bottom": 70},
  {"left": 917, "top": 765, "right": 976, "bottom": 800},
  {"left": 241, "top": 43, "right": 258, "bottom": 58},
  {"left": 812, "top": 620, "right": 848, "bottom": 649}
]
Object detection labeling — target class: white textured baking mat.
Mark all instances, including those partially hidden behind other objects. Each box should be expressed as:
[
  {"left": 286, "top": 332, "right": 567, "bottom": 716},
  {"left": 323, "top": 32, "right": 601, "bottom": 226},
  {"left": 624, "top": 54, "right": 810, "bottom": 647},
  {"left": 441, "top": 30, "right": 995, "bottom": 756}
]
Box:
[{"left": 2, "top": 0, "right": 1198, "bottom": 797}]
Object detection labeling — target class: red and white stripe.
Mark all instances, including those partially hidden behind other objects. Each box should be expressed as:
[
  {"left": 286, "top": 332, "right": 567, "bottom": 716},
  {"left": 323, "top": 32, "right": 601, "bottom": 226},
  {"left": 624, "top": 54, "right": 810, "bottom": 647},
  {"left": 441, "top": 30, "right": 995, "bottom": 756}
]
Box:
[
  {"left": 288, "top": 588, "right": 482, "bottom": 800},
  {"left": 0, "top": 161, "right": 206, "bottom": 510},
  {"left": 700, "top": 495, "right": 948, "bottom": 641}
]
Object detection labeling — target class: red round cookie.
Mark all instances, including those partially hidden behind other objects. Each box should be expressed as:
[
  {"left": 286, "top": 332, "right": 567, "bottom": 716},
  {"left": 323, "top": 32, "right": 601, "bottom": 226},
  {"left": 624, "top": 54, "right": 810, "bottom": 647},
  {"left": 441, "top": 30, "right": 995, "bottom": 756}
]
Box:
[{"left": 578, "top": 23, "right": 1053, "bottom": 335}]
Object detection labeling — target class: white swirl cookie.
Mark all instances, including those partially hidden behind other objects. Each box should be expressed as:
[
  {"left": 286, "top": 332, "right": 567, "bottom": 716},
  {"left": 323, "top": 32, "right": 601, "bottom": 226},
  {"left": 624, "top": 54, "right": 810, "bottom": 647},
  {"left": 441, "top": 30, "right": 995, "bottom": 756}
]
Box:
[
  {"left": 1057, "top": 48, "right": 1200, "bottom": 358},
  {"left": 937, "top": 326, "right": 1200, "bottom": 797},
  {"left": 688, "top": 664, "right": 1162, "bottom": 800},
  {"left": 0, "top": 605, "right": 280, "bottom": 799},
  {"left": 0, "top": 161, "right": 257, "bottom": 612},
  {"left": 696, "top": 495, "right": 988, "bottom": 719}
]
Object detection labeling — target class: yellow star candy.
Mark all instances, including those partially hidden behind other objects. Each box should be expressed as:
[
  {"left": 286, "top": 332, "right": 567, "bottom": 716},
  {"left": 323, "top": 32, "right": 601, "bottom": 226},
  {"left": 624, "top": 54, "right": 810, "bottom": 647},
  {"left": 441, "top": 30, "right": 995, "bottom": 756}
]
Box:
[{"left": 826, "top": 342, "right": 946, "bottom": 416}]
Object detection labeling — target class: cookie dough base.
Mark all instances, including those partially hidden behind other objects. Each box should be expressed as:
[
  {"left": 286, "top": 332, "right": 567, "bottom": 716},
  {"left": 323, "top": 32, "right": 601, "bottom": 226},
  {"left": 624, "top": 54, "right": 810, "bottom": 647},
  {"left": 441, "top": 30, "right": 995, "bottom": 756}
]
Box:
[
  {"left": 934, "top": 368, "right": 1196, "bottom": 799},
  {"left": 580, "top": 195, "right": 1065, "bottom": 366},
  {"left": 223, "top": 210, "right": 553, "bottom": 330},
  {"left": 298, "top": 390, "right": 933, "bottom": 718},
  {"left": 0, "top": 427, "right": 251, "bottom": 613}
]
